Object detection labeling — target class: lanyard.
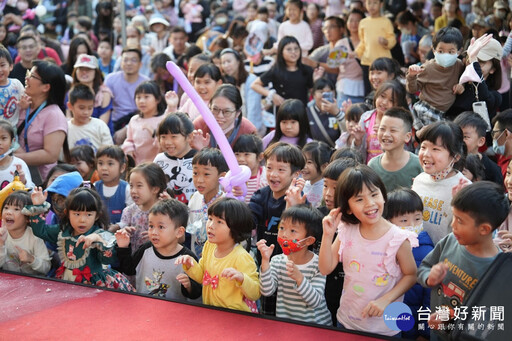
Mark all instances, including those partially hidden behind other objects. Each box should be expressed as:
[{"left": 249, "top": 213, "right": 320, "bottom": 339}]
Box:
[{"left": 24, "top": 101, "right": 47, "bottom": 152}]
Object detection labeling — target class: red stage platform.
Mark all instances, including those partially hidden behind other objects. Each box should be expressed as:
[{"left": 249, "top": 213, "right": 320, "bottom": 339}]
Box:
[{"left": 0, "top": 272, "right": 386, "bottom": 340}]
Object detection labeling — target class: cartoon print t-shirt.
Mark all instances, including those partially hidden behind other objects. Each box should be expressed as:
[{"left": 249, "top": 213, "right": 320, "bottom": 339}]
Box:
[
  {"left": 153, "top": 150, "right": 197, "bottom": 204},
  {"left": 0, "top": 78, "right": 24, "bottom": 128}
]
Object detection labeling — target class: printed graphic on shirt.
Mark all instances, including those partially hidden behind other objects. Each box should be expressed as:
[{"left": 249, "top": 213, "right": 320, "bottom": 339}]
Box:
[
  {"left": 145, "top": 269, "right": 169, "bottom": 297},
  {"left": 155, "top": 159, "right": 195, "bottom": 204},
  {"left": 0, "top": 96, "right": 17, "bottom": 120},
  {"left": 419, "top": 195, "right": 448, "bottom": 226}
]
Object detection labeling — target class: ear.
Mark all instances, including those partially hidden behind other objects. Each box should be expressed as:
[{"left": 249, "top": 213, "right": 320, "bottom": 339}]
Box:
[
  {"left": 257, "top": 152, "right": 264, "bottom": 163},
  {"left": 477, "top": 136, "right": 486, "bottom": 148},
  {"left": 454, "top": 154, "right": 461, "bottom": 162},
  {"left": 175, "top": 225, "right": 185, "bottom": 238},
  {"left": 66, "top": 101, "right": 73, "bottom": 111},
  {"left": 320, "top": 162, "right": 329, "bottom": 173},
  {"left": 41, "top": 83, "right": 51, "bottom": 94},
  {"left": 152, "top": 186, "right": 160, "bottom": 195},
  {"left": 292, "top": 170, "right": 301, "bottom": 178},
  {"left": 120, "top": 162, "right": 127, "bottom": 174},
  {"left": 478, "top": 223, "right": 493, "bottom": 236},
  {"left": 305, "top": 236, "right": 316, "bottom": 246},
  {"left": 404, "top": 131, "right": 412, "bottom": 144},
  {"left": 219, "top": 171, "right": 227, "bottom": 178}
]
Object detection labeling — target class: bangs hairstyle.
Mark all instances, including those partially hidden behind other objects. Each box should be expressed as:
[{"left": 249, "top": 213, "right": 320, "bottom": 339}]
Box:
[
  {"left": 211, "top": 84, "right": 243, "bottom": 111},
  {"left": 280, "top": 204, "right": 323, "bottom": 241},
  {"left": 383, "top": 107, "right": 414, "bottom": 132},
  {"left": 453, "top": 111, "right": 487, "bottom": 138},
  {"left": 42, "top": 164, "right": 78, "bottom": 189},
  {"left": 374, "top": 80, "right": 408, "bottom": 110},
  {"left": 464, "top": 154, "right": 485, "bottom": 181},
  {"left": 271, "top": 99, "right": 310, "bottom": 148},
  {"left": 70, "top": 145, "right": 95, "bottom": 167},
  {"left": 419, "top": 121, "right": 466, "bottom": 171},
  {"left": 149, "top": 198, "right": 189, "bottom": 229},
  {"left": 233, "top": 134, "right": 263, "bottom": 154},
  {"left": 157, "top": 112, "right": 194, "bottom": 136},
  {"left": 275, "top": 36, "right": 306, "bottom": 77},
  {"left": 192, "top": 148, "right": 229, "bottom": 173},
  {"left": 134, "top": 81, "right": 166, "bottom": 116},
  {"left": 69, "top": 83, "right": 95, "bottom": 104},
  {"left": 302, "top": 141, "right": 332, "bottom": 173},
  {"left": 264, "top": 142, "right": 306, "bottom": 173},
  {"left": 335, "top": 165, "right": 387, "bottom": 224},
  {"left": 313, "top": 77, "right": 335, "bottom": 92},
  {"left": 452, "top": 181, "right": 510, "bottom": 230},
  {"left": 346, "top": 102, "right": 370, "bottom": 122},
  {"left": 208, "top": 197, "right": 254, "bottom": 243},
  {"left": 0, "top": 44, "right": 13, "bottom": 65},
  {"left": 383, "top": 188, "right": 423, "bottom": 220},
  {"left": 63, "top": 187, "right": 110, "bottom": 230},
  {"left": 0, "top": 118, "right": 15, "bottom": 140},
  {"left": 330, "top": 147, "right": 363, "bottom": 163},
  {"left": 369, "top": 57, "right": 403, "bottom": 78},
  {"left": 129, "top": 162, "right": 167, "bottom": 194},
  {"left": 96, "top": 145, "right": 126, "bottom": 166},
  {"left": 194, "top": 63, "right": 222, "bottom": 82},
  {"left": 2, "top": 191, "right": 32, "bottom": 210},
  {"left": 322, "top": 157, "right": 359, "bottom": 181},
  {"left": 433, "top": 26, "right": 464, "bottom": 50},
  {"left": 32, "top": 60, "right": 67, "bottom": 111}
]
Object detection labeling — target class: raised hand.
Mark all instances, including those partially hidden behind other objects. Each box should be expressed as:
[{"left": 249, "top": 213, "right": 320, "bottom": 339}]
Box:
[
  {"left": 256, "top": 239, "right": 274, "bottom": 264},
  {"left": 221, "top": 267, "right": 244, "bottom": 284},
  {"left": 322, "top": 208, "right": 341, "bottom": 239},
  {"left": 467, "top": 34, "right": 493, "bottom": 62},
  {"left": 408, "top": 64, "right": 424, "bottom": 77},
  {"left": 11, "top": 164, "right": 27, "bottom": 185},
  {"left": 175, "top": 255, "right": 195, "bottom": 268},
  {"left": 190, "top": 129, "right": 211, "bottom": 150},
  {"left": 115, "top": 229, "right": 131, "bottom": 248},
  {"left": 164, "top": 90, "right": 179, "bottom": 111},
  {"left": 31, "top": 187, "right": 48, "bottom": 206}
]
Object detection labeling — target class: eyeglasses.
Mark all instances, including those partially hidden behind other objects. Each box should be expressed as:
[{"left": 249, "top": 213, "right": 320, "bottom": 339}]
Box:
[
  {"left": 492, "top": 129, "right": 506, "bottom": 139},
  {"left": 210, "top": 106, "right": 237, "bottom": 117},
  {"left": 122, "top": 57, "right": 140, "bottom": 64},
  {"left": 25, "top": 70, "right": 43, "bottom": 82},
  {"left": 18, "top": 44, "right": 37, "bottom": 51}
]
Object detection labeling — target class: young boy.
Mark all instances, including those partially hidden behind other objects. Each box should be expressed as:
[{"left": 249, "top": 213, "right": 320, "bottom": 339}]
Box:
[
  {"left": 417, "top": 182, "right": 509, "bottom": 338},
  {"left": 257, "top": 205, "right": 332, "bottom": 325},
  {"left": 116, "top": 199, "right": 201, "bottom": 300},
  {"left": 0, "top": 45, "right": 24, "bottom": 129},
  {"left": 187, "top": 148, "right": 228, "bottom": 257},
  {"left": 368, "top": 107, "right": 422, "bottom": 192},
  {"left": 454, "top": 111, "right": 503, "bottom": 186},
  {"left": 66, "top": 84, "right": 113, "bottom": 151},
  {"left": 97, "top": 39, "right": 116, "bottom": 77}
]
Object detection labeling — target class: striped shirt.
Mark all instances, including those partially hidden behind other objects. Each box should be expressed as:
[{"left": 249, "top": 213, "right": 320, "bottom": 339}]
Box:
[{"left": 260, "top": 253, "right": 332, "bottom": 325}]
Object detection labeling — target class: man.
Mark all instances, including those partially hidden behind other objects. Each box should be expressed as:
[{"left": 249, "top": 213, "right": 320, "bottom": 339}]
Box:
[
  {"left": 113, "top": 25, "right": 152, "bottom": 77},
  {"left": 163, "top": 26, "right": 190, "bottom": 63},
  {"left": 9, "top": 36, "right": 40, "bottom": 84},
  {"left": 14, "top": 25, "right": 63, "bottom": 66}
]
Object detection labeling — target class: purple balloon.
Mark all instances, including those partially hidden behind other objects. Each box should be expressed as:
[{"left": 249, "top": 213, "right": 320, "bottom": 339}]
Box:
[{"left": 166, "top": 61, "right": 250, "bottom": 200}]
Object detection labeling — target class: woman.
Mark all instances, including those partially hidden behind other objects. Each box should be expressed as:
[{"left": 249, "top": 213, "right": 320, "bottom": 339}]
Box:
[
  {"left": 16, "top": 61, "right": 68, "bottom": 185},
  {"left": 61, "top": 37, "right": 95, "bottom": 76},
  {"left": 191, "top": 84, "right": 257, "bottom": 149}
]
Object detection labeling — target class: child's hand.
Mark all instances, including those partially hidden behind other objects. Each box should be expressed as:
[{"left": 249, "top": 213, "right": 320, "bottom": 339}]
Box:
[
  {"left": 322, "top": 208, "right": 341, "bottom": 239},
  {"left": 466, "top": 33, "right": 493, "bottom": 62},
  {"left": 140, "top": 230, "right": 149, "bottom": 243},
  {"left": 190, "top": 129, "right": 210, "bottom": 150},
  {"left": 31, "top": 187, "right": 48, "bottom": 206},
  {"left": 115, "top": 229, "right": 131, "bottom": 248},
  {"left": 313, "top": 66, "right": 325, "bottom": 82},
  {"left": 159, "top": 191, "right": 171, "bottom": 200},
  {"left": 451, "top": 177, "right": 470, "bottom": 197},
  {"left": 11, "top": 164, "right": 27, "bottom": 185},
  {"left": 108, "top": 224, "right": 120, "bottom": 233},
  {"left": 320, "top": 99, "right": 339, "bottom": 116},
  {"left": 496, "top": 230, "right": 512, "bottom": 252},
  {"left": 427, "top": 262, "right": 449, "bottom": 286},
  {"left": 232, "top": 186, "right": 244, "bottom": 198},
  {"left": 18, "top": 94, "right": 32, "bottom": 111},
  {"left": 453, "top": 83, "right": 464, "bottom": 95},
  {"left": 175, "top": 255, "right": 195, "bottom": 268},
  {"left": 362, "top": 297, "right": 389, "bottom": 318},
  {"left": 341, "top": 98, "right": 352, "bottom": 114},
  {"left": 286, "top": 260, "right": 304, "bottom": 286},
  {"left": 164, "top": 90, "right": 179, "bottom": 111},
  {"left": 76, "top": 234, "right": 103, "bottom": 249},
  {"left": 347, "top": 52, "right": 357, "bottom": 59},
  {"left": 221, "top": 267, "right": 244, "bottom": 284},
  {"left": 408, "top": 64, "right": 424, "bottom": 76},
  {"left": 285, "top": 178, "right": 306, "bottom": 207},
  {"left": 351, "top": 124, "right": 365, "bottom": 145},
  {"left": 123, "top": 226, "right": 137, "bottom": 236},
  {"left": 256, "top": 239, "right": 274, "bottom": 262},
  {"left": 0, "top": 227, "right": 7, "bottom": 246},
  {"left": 378, "top": 37, "right": 388, "bottom": 47},
  {"left": 176, "top": 273, "right": 192, "bottom": 291},
  {"left": 15, "top": 246, "right": 34, "bottom": 264}
]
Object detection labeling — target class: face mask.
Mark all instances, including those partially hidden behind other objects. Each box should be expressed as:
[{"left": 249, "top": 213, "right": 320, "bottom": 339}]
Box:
[
  {"left": 495, "top": 10, "right": 506, "bottom": 19},
  {"left": 430, "top": 158, "right": 455, "bottom": 181},
  {"left": 434, "top": 52, "right": 458, "bottom": 68},
  {"left": 401, "top": 223, "right": 424, "bottom": 235},
  {"left": 277, "top": 237, "right": 311, "bottom": 255},
  {"left": 17, "top": 2, "right": 28, "bottom": 11},
  {"left": 493, "top": 138, "right": 506, "bottom": 155},
  {"left": 401, "top": 28, "right": 412, "bottom": 35},
  {"left": 216, "top": 16, "right": 228, "bottom": 25}
]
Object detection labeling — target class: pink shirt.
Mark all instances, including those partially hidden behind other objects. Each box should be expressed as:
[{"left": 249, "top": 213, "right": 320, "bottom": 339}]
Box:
[
  {"left": 179, "top": 97, "right": 208, "bottom": 121},
  {"left": 121, "top": 114, "right": 165, "bottom": 164}
]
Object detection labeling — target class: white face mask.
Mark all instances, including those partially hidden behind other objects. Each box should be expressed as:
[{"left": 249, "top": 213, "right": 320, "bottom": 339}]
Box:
[
  {"left": 495, "top": 10, "right": 506, "bottom": 19},
  {"left": 17, "top": 2, "right": 28, "bottom": 11},
  {"left": 401, "top": 223, "right": 424, "bottom": 235}
]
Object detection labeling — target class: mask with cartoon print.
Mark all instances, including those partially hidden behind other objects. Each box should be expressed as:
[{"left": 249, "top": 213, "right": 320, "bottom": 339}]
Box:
[{"left": 277, "top": 237, "right": 312, "bottom": 255}]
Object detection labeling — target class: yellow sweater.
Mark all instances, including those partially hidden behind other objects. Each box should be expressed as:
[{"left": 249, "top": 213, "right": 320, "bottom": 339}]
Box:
[
  {"left": 355, "top": 16, "right": 396, "bottom": 66},
  {"left": 184, "top": 241, "right": 260, "bottom": 312}
]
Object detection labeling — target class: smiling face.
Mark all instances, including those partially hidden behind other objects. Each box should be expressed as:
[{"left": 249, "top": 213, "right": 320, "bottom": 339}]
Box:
[
  {"left": 71, "top": 159, "right": 92, "bottom": 179},
  {"left": 210, "top": 96, "right": 240, "bottom": 132},
  {"left": 2, "top": 203, "right": 28, "bottom": 237},
  {"left": 148, "top": 212, "right": 183, "bottom": 255},
  {"left": 418, "top": 137, "right": 454, "bottom": 175},
  {"left": 266, "top": 156, "right": 298, "bottom": 199},
  {"left": 76, "top": 66, "right": 96, "bottom": 84},
  {"left": 348, "top": 184, "right": 385, "bottom": 228},
  {"left": 302, "top": 153, "right": 321, "bottom": 183},
  {"left": 374, "top": 88, "right": 395, "bottom": 116},
  {"left": 235, "top": 151, "right": 262, "bottom": 176},
  {"left": 322, "top": 178, "right": 337, "bottom": 210},
  {"left": 461, "top": 126, "right": 485, "bottom": 155},
  {"left": 0, "top": 126, "right": 13, "bottom": 156},
  {"left": 377, "top": 115, "right": 411, "bottom": 152},
  {"left": 194, "top": 74, "right": 221, "bottom": 102},
  {"left": 18, "top": 38, "right": 39, "bottom": 64},
  {"left": 69, "top": 210, "right": 97, "bottom": 236},
  {"left": 370, "top": 69, "right": 392, "bottom": 90},
  {"left": 24, "top": 67, "right": 49, "bottom": 97},
  {"left": 0, "top": 57, "right": 13, "bottom": 85},
  {"left": 121, "top": 51, "right": 142, "bottom": 76},
  {"left": 97, "top": 155, "right": 125, "bottom": 186},
  {"left": 159, "top": 132, "right": 192, "bottom": 158},
  {"left": 285, "top": 3, "right": 301, "bottom": 23},
  {"left": 346, "top": 12, "right": 362, "bottom": 36},
  {"left": 135, "top": 92, "right": 158, "bottom": 118},
  {"left": 505, "top": 161, "right": 512, "bottom": 201},
  {"left": 220, "top": 53, "right": 239, "bottom": 78},
  {"left": 282, "top": 42, "right": 301, "bottom": 65}
]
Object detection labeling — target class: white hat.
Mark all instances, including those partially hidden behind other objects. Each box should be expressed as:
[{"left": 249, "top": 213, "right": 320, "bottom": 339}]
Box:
[{"left": 149, "top": 15, "right": 170, "bottom": 27}]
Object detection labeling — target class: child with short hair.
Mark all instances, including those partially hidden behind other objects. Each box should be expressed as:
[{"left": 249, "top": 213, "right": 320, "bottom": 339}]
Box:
[
  {"left": 418, "top": 182, "right": 509, "bottom": 337},
  {"left": 0, "top": 119, "right": 33, "bottom": 188},
  {"left": 368, "top": 107, "right": 422, "bottom": 192},
  {"left": 97, "top": 39, "right": 116, "bottom": 77},
  {"left": 335, "top": 103, "right": 369, "bottom": 150},
  {"left": 116, "top": 199, "right": 201, "bottom": 300},
  {"left": 257, "top": 204, "right": 332, "bottom": 325},
  {"left": 302, "top": 141, "right": 332, "bottom": 208},
  {"left": 176, "top": 198, "right": 260, "bottom": 313},
  {"left": 66, "top": 84, "right": 113, "bottom": 151},
  {"left": 70, "top": 145, "right": 100, "bottom": 183},
  {"left": 0, "top": 45, "right": 24, "bottom": 129},
  {"left": 233, "top": 134, "right": 266, "bottom": 204}
]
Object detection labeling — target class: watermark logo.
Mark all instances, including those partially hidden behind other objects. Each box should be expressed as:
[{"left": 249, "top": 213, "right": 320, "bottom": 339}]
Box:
[{"left": 383, "top": 302, "right": 415, "bottom": 331}]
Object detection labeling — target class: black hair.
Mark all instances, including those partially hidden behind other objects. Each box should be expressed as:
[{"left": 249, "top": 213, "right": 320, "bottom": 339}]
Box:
[
  {"left": 62, "top": 187, "right": 110, "bottom": 230},
  {"left": 121, "top": 47, "right": 143, "bottom": 61},
  {"left": 396, "top": 10, "right": 418, "bottom": 25},
  {"left": 264, "top": 142, "right": 306, "bottom": 173},
  {"left": 322, "top": 157, "right": 359, "bottom": 180},
  {"left": 69, "top": 83, "right": 95, "bottom": 105},
  {"left": 77, "top": 16, "right": 93, "bottom": 31},
  {"left": 233, "top": 134, "right": 264, "bottom": 154},
  {"left": 32, "top": 60, "right": 67, "bottom": 111},
  {"left": 463, "top": 154, "right": 485, "bottom": 181},
  {"left": 369, "top": 57, "right": 403, "bottom": 78},
  {"left": 271, "top": 99, "right": 310, "bottom": 148},
  {"left": 335, "top": 165, "right": 387, "bottom": 224},
  {"left": 157, "top": 112, "right": 194, "bottom": 137},
  {"left": 2, "top": 191, "right": 32, "bottom": 211},
  {"left": 211, "top": 84, "right": 243, "bottom": 111},
  {"left": 70, "top": 145, "right": 96, "bottom": 168},
  {"left": 0, "top": 44, "right": 13, "bottom": 65},
  {"left": 280, "top": 204, "right": 323, "bottom": 240},
  {"left": 257, "top": 6, "right": 269, "bottom": 15},
  {"left": 66, "top": 37, "right": 94, "bottom": 74},
  {"left": 302, "top": 141, "right": 332, "bottom": 173},
  {"left": 419, "top": 121, "right": 467, "bottom": 171},
  {"left": 383, "top": 107, "right": 414, "bottom": 132},
  {"left": 150, "top": 52, "right": 171, "bottom": 73},
  {"left": 0, "top": 118, "right": 15, "bottom": 141},
  {"left": 485, "top": 58, "right": 502, "bottom": 91},
  {"left": 134, "top": 81, "right": 166, "bottom": 117},
  {"left": 96, "top": 145, "right": 126, "bottom": 166},
  {"left": 433, "top": 26, "right": 464, "bottom": 50},
  {"left": 42, "top": 164, "right": 79, "bottom": 189},
  {"left": 313, "top": 77, "right": 335, "bottom": 92},
  {"left": 16, "top": 35, "right": 37, "bottom": 46},
  {"left": 192, "top": 148, "right": 229, "bottom": 173},
  {"left": 220, "top": 48, "right": 248, "bottom": 86},
  {"left": 346, "top": 102, "right": 370, "bottom": 122},
  {"left": 454, "top": 111, "right": 488, "bottom": 138},
  {"left": 330, "top": 147, "right": 364, "bottom": 163},
  {"left": 170, "top": 26, "right": 187, "bottom": 35},
  {"left": 129, "top": 162, "right": 167, "bottom": 194},
  {"left": 492, "top": 108, "right": 512, "bottom": 132},
  {"left": 324, "top": 16, "right": 345, "bottom": 29},
  {"left": 452, "top": 181, "right": 509, "bottom": 230},
  {"left": 194, "top": 63, "right": 222, "bottom": 82},
  {"left": 374, "top": 80, "right": 408, "bottom": 110},
  {"left": 275, "top": 36, "right": 308, "bottom": 81},
  {"left": 383, "top": 188, "right": 423, "bottom": 220},
  {"left": 149, "top": 198, "right": 189, "bottom": 229},
  {"left": 208, "top": 197, "right": 254, "bottom": 243},
  {"left": 71, "top": 62, "right": 103, "bottom": 95}
]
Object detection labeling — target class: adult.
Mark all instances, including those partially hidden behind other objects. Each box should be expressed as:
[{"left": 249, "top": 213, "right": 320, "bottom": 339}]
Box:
[
  {"left": 434, "top": 0, "right": 465, "bottom": 32},
  {"left": 163, "top": 26, "right": 190, "bottom": 63},
  {"left": 148, "top": 15, "right": 171, "bottom": 54},
  {"left": 112, "top": 25, "right": 152, "bottom": 77},
  {"left": 9, "top": 36, "right": 39, "bottom": 85},
  {"left": 16, "top": 61, "right": 68, "bottom": 185},
  {"left": 61, "top": 37, "right": 95, "bottom": 76},
  {"left": 191, "top": 84, "right": 257, "bottom": 149},
  {"left": 15, "top": 25, "right": 64, "bottom": 65}
]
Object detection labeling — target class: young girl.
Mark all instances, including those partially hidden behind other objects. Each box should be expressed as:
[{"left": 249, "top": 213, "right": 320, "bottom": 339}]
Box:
[
  {"left": 122, "top": 81, "right": 167, "bottom": 164},
  {"left": 0, "top": 191, "right": 50, "bottom": 275},
  {"left": 411, "top": 121, "right": 471, "bottom": 244},
  {"left": 70, "top": 145, "right": 100, "bottom": 183},
  {"left": 95, "top": 146, "right": 132, "bottom": 227},
  {"left": 262, "top": 99, "right": 313, "bottom": 149},
  {"left": 365, "top": 57, "right": 402, "bottom": 107},
  {"left": 302, "top": 141, "right": 332, "bottom": 208},
  {"left": 335, "top": 103, "right": 369, "bottom": 150},
  {"left": 319, "top": 165, "right": 418, "bottom": 336},
  {"left": 277, "top": 0, "right": 313, "bottom": 55},
  {"left": 118, "top": 163, "right": 167, "bottom": 254},
  {"left": 306, "top": 3, "right": 324, "bottom": 51},
  {"left": 154, "top": 112, "right": 197, "bottom": 205},
  {"left": 233, "top": 134, "right": 266, "bottom": 204},
  {"left": 354, "top": 80, "right": 408, "bottom": 163},
  {"left": 0, "top": 119, "right": 34, "bottom": 189},
  {"left": 176, "top": 197, "right": 260, "bottom": 313},
  {"left": 27, "top": 187, "right": 134, "bottom": 291}
]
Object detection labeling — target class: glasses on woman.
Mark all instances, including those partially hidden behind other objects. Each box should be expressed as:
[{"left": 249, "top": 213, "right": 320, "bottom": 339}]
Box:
[
  {"left": 211, "top": 106, "right": 237, "bottom": 117},
  {"left": 25, "top": 70, "right": 43, "bottom": 82}
]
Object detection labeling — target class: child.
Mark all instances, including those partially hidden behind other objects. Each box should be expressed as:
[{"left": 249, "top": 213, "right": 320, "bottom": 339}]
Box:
[
  {"left": 0, "top": 119, "right": 33, "bottom": 189},
  {"left": 176, "top": 198, "right": 260, "bottom": 313},
  {"left": 153, "top": 112, "right": 197, "bottom": 205},
  {"left": 119, "top": 163, "right": 167, "bottom": 255},
  {"left": 302, "top": 141, "right": 332, "bottom": 208},
  {"left": 66, "top": 84, "right": 113, "bottom": 151},
  {"left": 233, "top": 134, "right": 266, "bottom": 204},
  {"left": 116, "top": 199, "right": 201, "bottom": 300},
  {"left": 122, "top": 81, "right": 167, "bottom": 164},
  {"left": 0, "top": 191, "right": 50, "bottom": 275},
  {"left": 454, "top": 111, "right": 503, "bottom": 185},
  {"left": 383, "top": 188, "right": 434, "bottom": 340},
  {"left": 257, "top": 205, "right": 332, "bottom": 325},
  {"left": 368, "top": 107, "right": 422, "bottom": 192},
  {"left": 27, "top": 186, "right": 135, "bottom": 291},
  {"left": 187, "top": 148, "right": 228, "bottom": 257},
  {"left": 0, "top": 45, "right": 24, "bottom": 129},
  {"left": 417, "top": 182, "right": 509, "bottom": 338},
  {"left": 97, "top": 39, "right": 116, "bottom": 77},
  {"left": 319, "top": 165, "right": 418, "bottom": 337},
  {"left": 335, "top": 103, "right": 369, "bottom": 150},
  {"left": 276, "top": 0, "right": 313, "bottom": 55},
  {"left": 70, "top": 145, "right": 100, "bottom": 183},
  {"left": 95, "top": 146, "right": 132, "bottom": 227},
  {"left": 262, "top": 99, "right": 313, "bottom": 149},
  {"left": 411, "top": 121, "right": 471, "bottom": 244}
]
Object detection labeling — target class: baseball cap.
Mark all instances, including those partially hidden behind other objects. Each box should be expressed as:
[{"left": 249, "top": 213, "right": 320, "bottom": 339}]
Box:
[
  {"left": 477, "top": 39, "right": 503, "bottom": 61},
  {"left": 74, "top": 54, "right": 99, "bottom": 69},
  {"left": 149, "top": 15, "right": 170, "bottom": 27}
]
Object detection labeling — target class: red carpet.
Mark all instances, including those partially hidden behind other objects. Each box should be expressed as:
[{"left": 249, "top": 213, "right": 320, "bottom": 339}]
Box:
[{"left": 0, "top": 272, "right": 385, "bottom": 340}]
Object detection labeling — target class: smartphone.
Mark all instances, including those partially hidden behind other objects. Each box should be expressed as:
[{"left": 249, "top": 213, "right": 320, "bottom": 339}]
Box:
[
  {"left": 322, "top": 92, "right": 334, "bottom": 103},
  {"left": 472, "top": 101, "right": 491, "bottom": 132}
]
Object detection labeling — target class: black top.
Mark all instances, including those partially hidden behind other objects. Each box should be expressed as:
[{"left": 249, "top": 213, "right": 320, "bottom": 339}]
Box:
[
  {"left": 9, "top": 63, "right": 29, "bottom": 85},
  {"left": 260, "top": 65, "right": 314, "bottom": 106}
]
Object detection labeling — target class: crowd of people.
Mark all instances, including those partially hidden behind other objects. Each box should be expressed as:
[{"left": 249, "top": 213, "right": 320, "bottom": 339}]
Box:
[{"left": 1, "top": 0, "right": 512, "bottom": 339}]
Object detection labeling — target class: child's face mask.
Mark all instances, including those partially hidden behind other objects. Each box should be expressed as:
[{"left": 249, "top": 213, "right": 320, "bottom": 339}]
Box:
[
  {"left": 277, "top": 237, "right": 312, "bottom": 255},
  {"left": 401, "top": 222, "right": 424, "bottom": 235},
  {"left": 434, "top": 52, "right": 458, "bottom": 68}
]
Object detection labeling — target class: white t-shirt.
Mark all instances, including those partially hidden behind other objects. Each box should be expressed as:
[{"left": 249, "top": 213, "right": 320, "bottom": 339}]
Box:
[
  {"left": 0, "top": 156, "right": 34, "bottom": 189},
  {"left": 95, "top": 181, "right": 133, "bottom": 206},
  {"left": 67, "top": 118, "right": 113, "bottom": 152}
]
